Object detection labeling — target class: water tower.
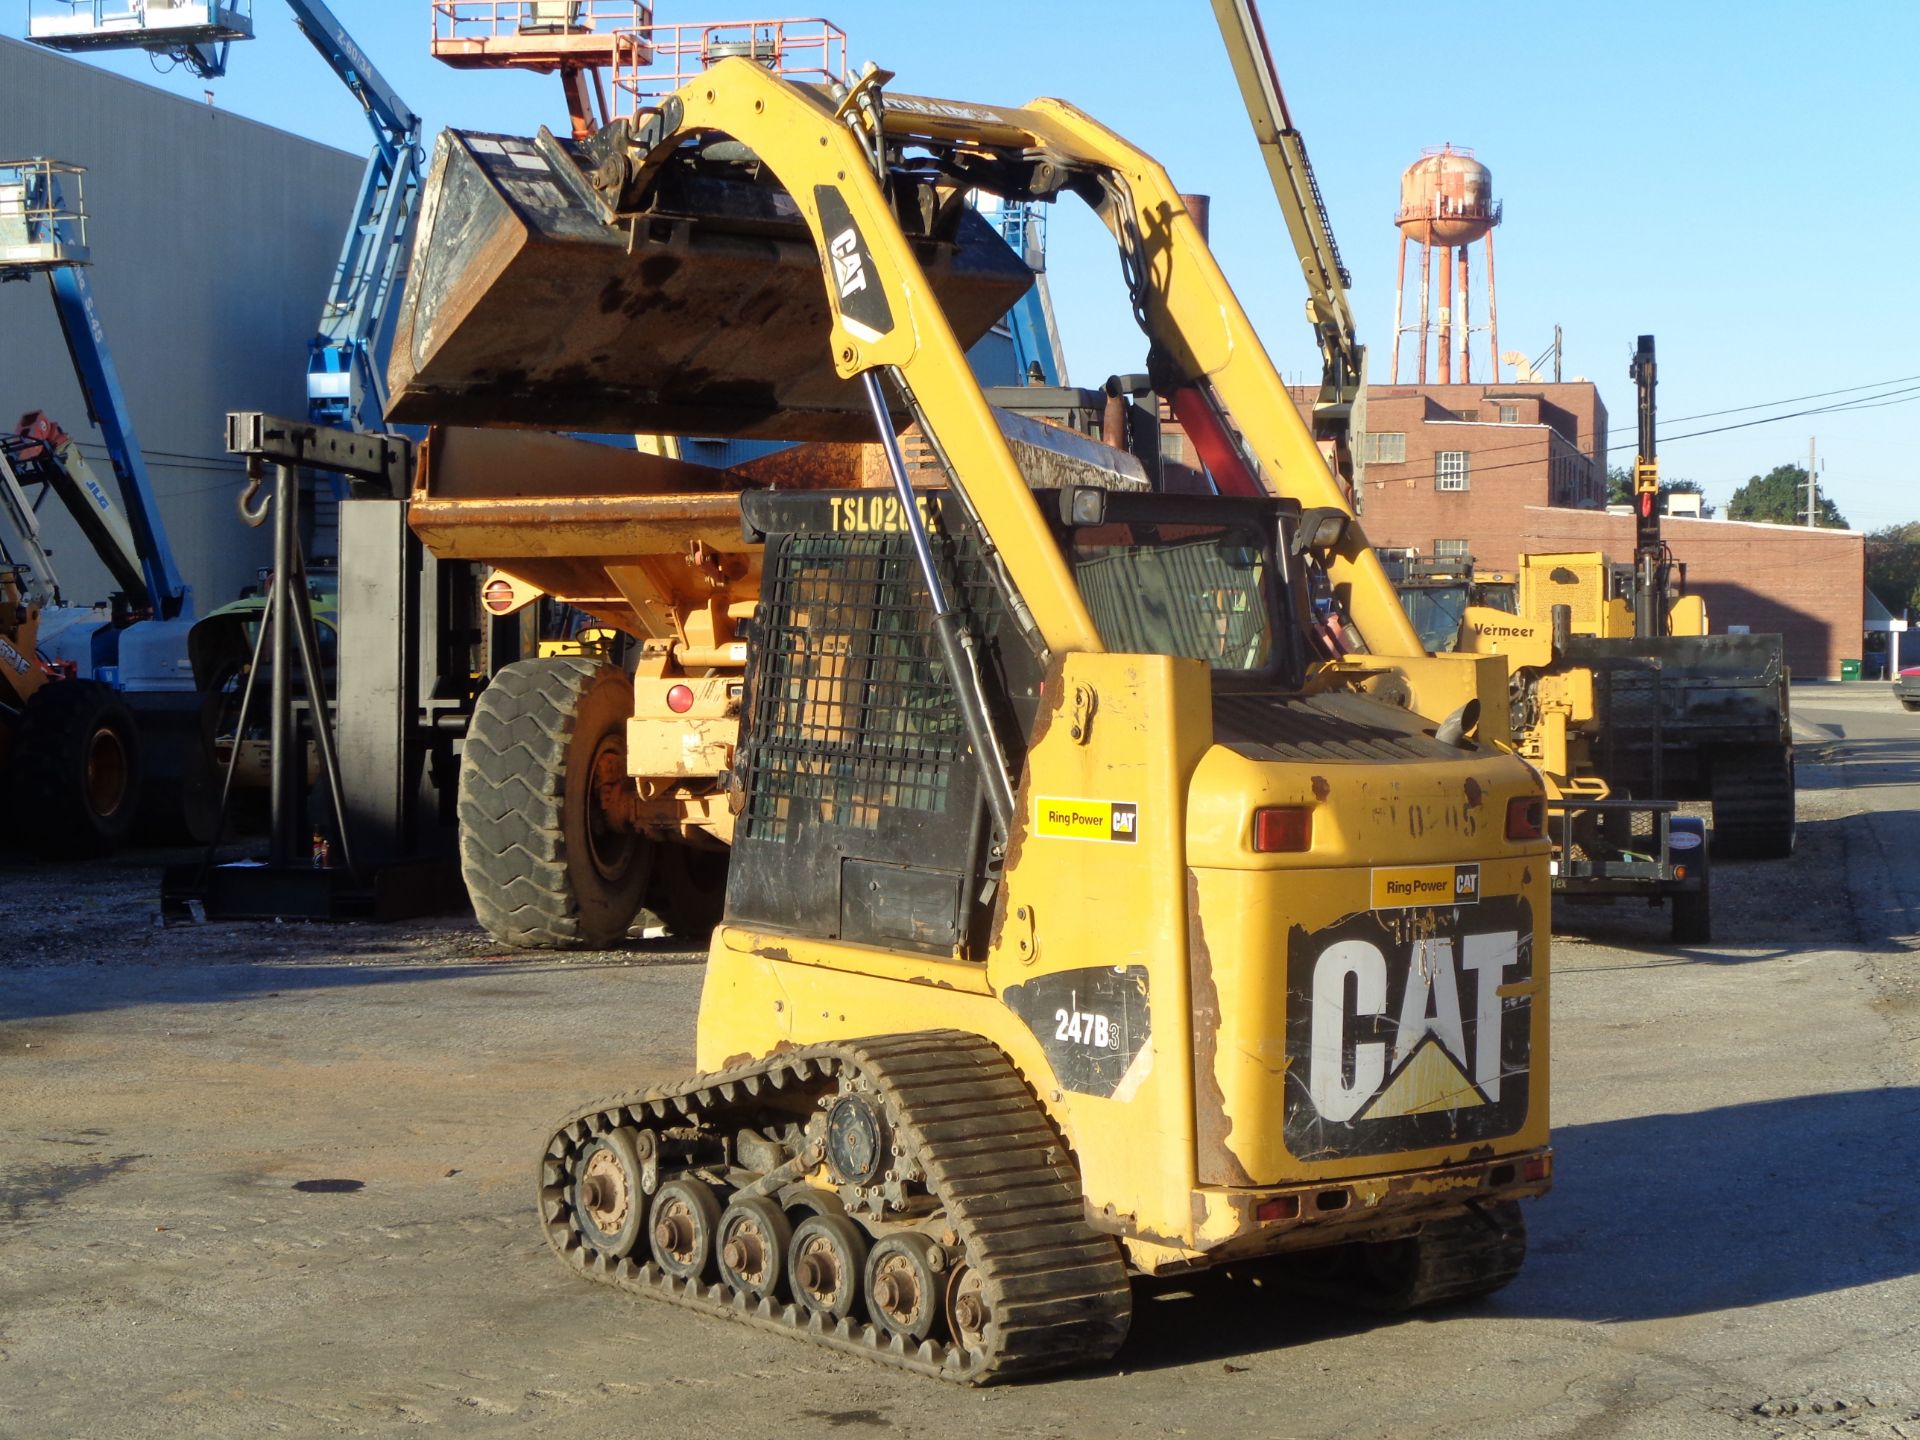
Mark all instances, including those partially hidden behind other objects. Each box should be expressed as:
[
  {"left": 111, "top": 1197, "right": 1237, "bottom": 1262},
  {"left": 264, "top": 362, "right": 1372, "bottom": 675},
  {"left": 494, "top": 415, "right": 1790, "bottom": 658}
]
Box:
[{"left": 1389, "top": 145, "right": 1503, "bottom": 384}]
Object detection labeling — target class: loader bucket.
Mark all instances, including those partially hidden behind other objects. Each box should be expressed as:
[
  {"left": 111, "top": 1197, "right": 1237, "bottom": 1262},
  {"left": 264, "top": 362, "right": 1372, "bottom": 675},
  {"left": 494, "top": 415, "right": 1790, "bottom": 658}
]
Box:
[{"left": 386, "top": 130, "right": 1035, "bottom": 440}]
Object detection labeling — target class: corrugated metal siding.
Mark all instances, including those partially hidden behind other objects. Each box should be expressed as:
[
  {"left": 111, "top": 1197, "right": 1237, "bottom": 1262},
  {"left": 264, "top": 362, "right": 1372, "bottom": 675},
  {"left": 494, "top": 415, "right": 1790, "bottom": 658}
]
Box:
[{"left": 0, "top": 35, "right": 362, "bottom": 611}]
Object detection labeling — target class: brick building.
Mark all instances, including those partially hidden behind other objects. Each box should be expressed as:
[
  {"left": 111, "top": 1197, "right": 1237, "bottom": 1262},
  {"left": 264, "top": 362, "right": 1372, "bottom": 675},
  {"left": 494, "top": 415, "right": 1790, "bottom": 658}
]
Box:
[
  {"left": 1518, "top": 508, "right": 1864, "bottom": 680},
  {"left": 1273, "top": 379, "right": 1862, "bottom": 677},
  {"left": 1291, "top": 381, "right": 1610, "bottom": 561}
]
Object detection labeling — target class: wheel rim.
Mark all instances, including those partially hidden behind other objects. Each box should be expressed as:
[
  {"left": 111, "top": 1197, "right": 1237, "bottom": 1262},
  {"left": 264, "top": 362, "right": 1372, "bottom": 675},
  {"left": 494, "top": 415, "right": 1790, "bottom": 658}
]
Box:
[
  {"left": 867, "top": 1235, "right": 941, "bottom": 1342},
  {"left": 585, "top": 733, "right": 640, "bottom": 883},
  {"left": 945, "top": 1263, "right": 988, "bottom": 1352},
  {"left": 649, "top": 1180, "right": 718, "bottom": 1280},
  {"left": 84, "top": 723, "right": 129, "bottom": 818},
  {"left": 790, "top": 1216, "right": 865, "bottom": 1319},
  {"left": 572, "top": 1131, "right": 644, "bottom": 1258},
  {"left": 717, "top": 1197, "right": 790, "bottom": 1299}
]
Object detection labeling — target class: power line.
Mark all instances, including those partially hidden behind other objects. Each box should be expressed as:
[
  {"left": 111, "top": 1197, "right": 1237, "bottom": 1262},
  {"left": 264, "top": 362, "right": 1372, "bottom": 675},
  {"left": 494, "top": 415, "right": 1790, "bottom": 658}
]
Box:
[
  {"left": 1658, "top": 373, "right": 1920, "bottom": 425},
  {"left": 1367, "top": 381, "right": 1920, "bottom": 490}
]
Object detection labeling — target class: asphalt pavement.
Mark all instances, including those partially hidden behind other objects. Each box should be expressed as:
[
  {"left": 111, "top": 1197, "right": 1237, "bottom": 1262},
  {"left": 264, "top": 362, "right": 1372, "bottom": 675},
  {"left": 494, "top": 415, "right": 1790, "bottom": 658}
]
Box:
[{"left": 2, "top": 682, "right": 1917, "bottom": 1439}]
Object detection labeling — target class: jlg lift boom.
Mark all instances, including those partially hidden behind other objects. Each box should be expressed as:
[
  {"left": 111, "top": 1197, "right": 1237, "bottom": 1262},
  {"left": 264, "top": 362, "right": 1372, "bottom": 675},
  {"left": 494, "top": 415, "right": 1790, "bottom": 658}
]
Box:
[{"left": 1209, "top": 0, "right": 1366, "bottom": 494}]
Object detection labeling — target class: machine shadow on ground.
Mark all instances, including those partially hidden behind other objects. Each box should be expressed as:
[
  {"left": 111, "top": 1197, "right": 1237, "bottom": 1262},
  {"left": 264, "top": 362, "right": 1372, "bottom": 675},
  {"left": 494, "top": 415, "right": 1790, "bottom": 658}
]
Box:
[
  {"left": 1107, "top": 1085, "right": 1920, "bottom": 1374},
  {"left": 1549, "top": 815, "right": 1876, "bottom": 962},
  {"left": 1795, "top": 735, "right": 1920, "bottom": 792},
  {"left": 0, "top": 947, "right": 702, "bottom": 1026}
]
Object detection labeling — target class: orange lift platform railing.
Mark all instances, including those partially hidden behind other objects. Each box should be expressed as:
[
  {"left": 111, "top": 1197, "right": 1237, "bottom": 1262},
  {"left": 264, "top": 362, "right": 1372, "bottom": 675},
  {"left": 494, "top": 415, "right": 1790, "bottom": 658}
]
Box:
[
  {"left": 609, "top": 16, "right": 846, "bottom": 117},
  {"left": 430, "top": 2, "right": 655, "bottom": 139}
]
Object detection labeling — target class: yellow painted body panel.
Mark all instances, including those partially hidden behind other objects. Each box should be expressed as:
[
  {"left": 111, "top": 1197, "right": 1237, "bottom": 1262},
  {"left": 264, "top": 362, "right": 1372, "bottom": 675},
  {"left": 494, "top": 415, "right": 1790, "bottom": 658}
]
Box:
[{"left": 699, "top": 653, "right": 1551, "bottom": 1265}]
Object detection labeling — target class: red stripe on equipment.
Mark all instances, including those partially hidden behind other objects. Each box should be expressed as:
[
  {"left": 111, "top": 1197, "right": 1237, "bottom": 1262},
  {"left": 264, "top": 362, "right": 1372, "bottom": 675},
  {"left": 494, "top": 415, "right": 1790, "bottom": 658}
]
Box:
[{"left": 1170, "top": 386, "right": 1265, "bottom": 497}]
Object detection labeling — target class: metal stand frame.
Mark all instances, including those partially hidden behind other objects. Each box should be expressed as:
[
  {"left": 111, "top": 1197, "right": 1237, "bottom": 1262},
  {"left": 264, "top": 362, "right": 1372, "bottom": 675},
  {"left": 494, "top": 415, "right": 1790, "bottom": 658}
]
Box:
[{"left": 163, "top": 414, "right": 412, "bottom": 921}]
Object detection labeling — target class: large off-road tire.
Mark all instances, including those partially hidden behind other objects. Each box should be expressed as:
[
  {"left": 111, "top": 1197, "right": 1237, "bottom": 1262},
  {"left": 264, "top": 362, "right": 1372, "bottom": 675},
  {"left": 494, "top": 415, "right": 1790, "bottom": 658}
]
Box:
[
  {"left": 1710, "top": 743, "right": 1795, "bottom": 860},
  {"left": 8, "top": 680, "right": 142, "bottom": 857},
  {"left": 458, "top": 658, "right": 653, "bottom": 949}
]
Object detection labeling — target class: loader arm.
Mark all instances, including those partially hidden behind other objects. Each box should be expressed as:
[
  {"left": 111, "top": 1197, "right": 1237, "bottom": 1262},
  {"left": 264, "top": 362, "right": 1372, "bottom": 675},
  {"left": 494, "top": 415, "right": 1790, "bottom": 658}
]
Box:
[
  {"left": 598, "top": 63, "right": 1421, "bottom": 659},
  {"left": 615, "top": 61, "right": 1103, "bottom": 657}
]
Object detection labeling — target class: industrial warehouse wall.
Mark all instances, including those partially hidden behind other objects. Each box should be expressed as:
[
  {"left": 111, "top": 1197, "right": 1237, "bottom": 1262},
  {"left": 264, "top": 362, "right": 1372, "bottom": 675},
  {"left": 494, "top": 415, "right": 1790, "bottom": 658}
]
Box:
[
  {"left": 0, "top": 36, "right": 362, "bottom": 612},
  {"left": 1520, "top": 506, "right": 1865, "bottom": 680}
]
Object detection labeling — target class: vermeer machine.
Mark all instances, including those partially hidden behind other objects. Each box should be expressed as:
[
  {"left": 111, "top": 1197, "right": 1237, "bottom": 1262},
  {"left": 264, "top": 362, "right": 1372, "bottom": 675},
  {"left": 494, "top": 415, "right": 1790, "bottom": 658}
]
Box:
[{"left": 389, "top": 59, "right": 1553, "bottom": 1381}]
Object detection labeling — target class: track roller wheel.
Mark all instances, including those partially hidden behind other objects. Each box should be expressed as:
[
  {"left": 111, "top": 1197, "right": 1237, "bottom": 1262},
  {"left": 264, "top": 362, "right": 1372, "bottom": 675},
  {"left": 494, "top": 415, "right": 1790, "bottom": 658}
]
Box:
[
  {"left": 717, "top": 1195, "right": 792, "bottom": 1301},
  {"left": 649, "top": 1178, "right": 723, "bottom": 1281},
  {"left": 572, "top": 1130, "right": 646, "bottom": 1258},
  {"left": 789, "top": 1213, "right": 868, "bottom": 1321},
  {"left": 944, "top": 1264, "right": 988, "bottom": 1355},
  {"left": 866, "top": 1233, "right": 945, "bottom": 1344}
]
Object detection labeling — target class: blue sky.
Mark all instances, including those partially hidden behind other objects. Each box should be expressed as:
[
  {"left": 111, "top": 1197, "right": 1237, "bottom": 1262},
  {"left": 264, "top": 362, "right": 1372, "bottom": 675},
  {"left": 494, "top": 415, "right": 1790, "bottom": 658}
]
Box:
[{"left": 43, "top": 0, "right": 1920, "bottom": 529}]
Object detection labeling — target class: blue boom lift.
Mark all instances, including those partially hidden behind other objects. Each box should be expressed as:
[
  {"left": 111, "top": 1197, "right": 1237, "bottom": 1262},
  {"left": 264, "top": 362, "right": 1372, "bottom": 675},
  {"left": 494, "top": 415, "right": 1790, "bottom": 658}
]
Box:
[
  {"left": 29, "top": 0, "right": 424, "bottom": 436},
  {"left": 0, "top": 157, "right": 199, "bottom": 851}
]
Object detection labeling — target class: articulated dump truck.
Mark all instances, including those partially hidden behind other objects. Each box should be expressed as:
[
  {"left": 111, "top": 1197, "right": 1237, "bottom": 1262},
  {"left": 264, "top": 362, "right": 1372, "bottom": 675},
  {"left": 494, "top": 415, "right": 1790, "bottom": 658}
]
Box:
[{"left": 389, "top": 61, "right": 1553, "bottom": 1382}]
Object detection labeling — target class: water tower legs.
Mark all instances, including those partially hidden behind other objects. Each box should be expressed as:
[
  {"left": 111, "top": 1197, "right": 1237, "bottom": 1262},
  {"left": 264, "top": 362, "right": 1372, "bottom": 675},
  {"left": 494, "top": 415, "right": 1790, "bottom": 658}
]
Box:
[
  {"left": 1484, "top": 227, "right": 1500, "bottom": 384},
  {"left": 1438, "top": 242, "right": 1454, "bottom": 384},
  {"left": 1416, "top": 224, "right": 1433, "bottom": 384},
  {"left": 1458, "top": 245, "right": 1472, "bottom": 384},
  {"left": 1391, "top": 232, "right": 1409, "bottom": 384}
]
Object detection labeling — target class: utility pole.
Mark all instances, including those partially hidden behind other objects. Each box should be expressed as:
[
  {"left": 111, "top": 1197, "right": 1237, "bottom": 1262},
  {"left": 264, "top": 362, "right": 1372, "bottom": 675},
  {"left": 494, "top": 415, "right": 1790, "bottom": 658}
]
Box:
[
  {"left": 1630, "top": 335, "right": 1666, "bottom": 638},
  {"left": 1806, "top": 436, "right": 1818, "bottom": 527}
]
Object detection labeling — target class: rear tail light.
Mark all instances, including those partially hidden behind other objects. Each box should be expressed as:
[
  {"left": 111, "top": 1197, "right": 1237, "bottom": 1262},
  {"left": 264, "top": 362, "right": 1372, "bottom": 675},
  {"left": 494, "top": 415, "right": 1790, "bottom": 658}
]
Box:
[
  {"left": 1255, "top": 1196, "right": 1299, "bottom": 1222},
  {"left": 1252, "top": 806, "right": 1313, "bottom": 853},
  {"left": 1506, "top": 795, "right": 1546, "bottom": 841},
  {"left": 482, "top": 577, "right": 518, "bottom": 614},
  {"left": 1522, "top": 1155, "right": 1551, "bottom": 1183},
  {"left": 666, "top": 684, "right": 696, "bottom": 714}
]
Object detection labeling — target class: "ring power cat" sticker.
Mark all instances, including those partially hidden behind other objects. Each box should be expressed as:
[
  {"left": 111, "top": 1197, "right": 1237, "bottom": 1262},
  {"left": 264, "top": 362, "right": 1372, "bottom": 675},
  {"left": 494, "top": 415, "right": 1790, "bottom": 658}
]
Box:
[
  {"left": 1034, "top": 797, "right": 1139, "bottom": 844},
  {"left": 1371, "top": 862, "right": 1479, "bottom": 909}
]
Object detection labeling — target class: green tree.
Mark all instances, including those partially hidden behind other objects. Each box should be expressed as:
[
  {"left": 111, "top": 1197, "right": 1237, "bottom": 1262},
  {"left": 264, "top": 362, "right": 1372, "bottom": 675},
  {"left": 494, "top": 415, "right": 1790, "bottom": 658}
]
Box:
[
  {"left": 1606, "top": 465, "right": 1714, "bottom": 517},
  {"left": 1726, "top": 464, "right": 1848, "bottom": 527},
  {"left": 1866, "top": 522, "right": 1920, "bottom": 616}
]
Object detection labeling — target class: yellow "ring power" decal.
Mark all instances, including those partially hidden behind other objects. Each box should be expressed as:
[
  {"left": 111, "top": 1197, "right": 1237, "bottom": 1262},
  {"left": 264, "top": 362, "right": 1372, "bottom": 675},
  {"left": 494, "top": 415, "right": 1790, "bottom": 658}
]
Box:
[
  {"left": 1035, "top": 797, "right": 1139, "bottom": 844},
  {"left": 1370, "top": 863, "right": 1480, "bottom": 909}
]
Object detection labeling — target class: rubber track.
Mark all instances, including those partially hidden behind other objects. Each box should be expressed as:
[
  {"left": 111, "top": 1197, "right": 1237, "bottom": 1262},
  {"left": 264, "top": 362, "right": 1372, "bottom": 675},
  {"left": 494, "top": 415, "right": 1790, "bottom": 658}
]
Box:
[
  {"left": 536, "top": 1031, "right": 1133, "bottom": 1383},
  {"left": 1711, "top": 744, "right": 1795, "bottom": 860},
  {"left": 458, "top": 657, "right": 603, "bottom": 948},
  {"left": 1382, "top": 1200, "right": 1528, "bottom": 1310}
]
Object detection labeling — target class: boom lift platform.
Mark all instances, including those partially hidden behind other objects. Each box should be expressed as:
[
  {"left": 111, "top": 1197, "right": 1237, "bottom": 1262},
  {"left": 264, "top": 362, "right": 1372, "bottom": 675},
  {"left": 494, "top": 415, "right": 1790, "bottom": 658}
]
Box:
[
  {"left": 390, "top": 56, "right": 1553, "bottom": 1381},
  {"left": 27, "top": 1, "right": 253, "bottom": 77},
  {"left": 431, "top": 2, "right": 655, "bottom": 141}
]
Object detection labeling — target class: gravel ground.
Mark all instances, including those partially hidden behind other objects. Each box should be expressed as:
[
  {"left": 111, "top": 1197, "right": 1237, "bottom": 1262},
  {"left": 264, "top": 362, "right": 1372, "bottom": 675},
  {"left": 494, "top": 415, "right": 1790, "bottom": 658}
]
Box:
[{"left": 2, "top": 686, "right": 1916, "bottom": 1440}]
